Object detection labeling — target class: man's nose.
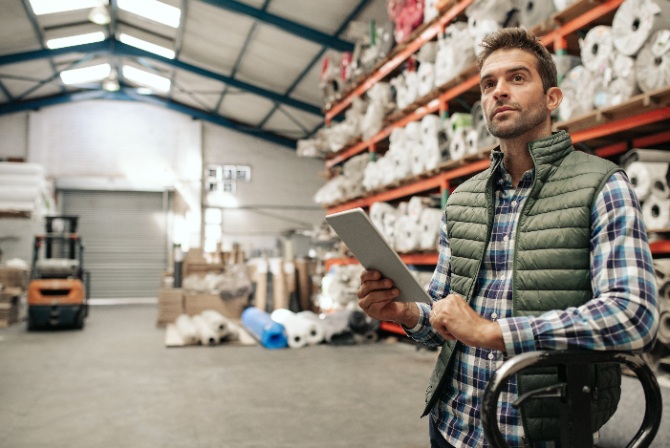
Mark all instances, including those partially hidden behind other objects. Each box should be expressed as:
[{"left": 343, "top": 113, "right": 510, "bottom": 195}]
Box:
[{"left": 493, "top": 80, "right": 509, "bottom": 100}]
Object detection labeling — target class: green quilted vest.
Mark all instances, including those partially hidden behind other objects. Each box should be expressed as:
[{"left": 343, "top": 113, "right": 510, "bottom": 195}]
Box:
[{"left": 422, "top": 131, "right": 623, "bottom": 442}]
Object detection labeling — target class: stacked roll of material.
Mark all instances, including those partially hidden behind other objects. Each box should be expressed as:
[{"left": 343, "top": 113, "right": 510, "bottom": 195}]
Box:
[
  {"left": 471, "top": 101, "right": 496, "bottom": 149},
  {"left": 417, "top": 62, "right": 436, "bottom": 98},
  {"left": 347, "top": 310, "right": 380, "bottom": 343},
  {"left": 558, "top": 65, "right": 596, "bottom": 121},
  {"left": 421, "top": 114, "right": 443, "bottom": 171},
  {"left": 594, "top": 52, "right": 639, "bottom": 108},
  {"left": 0, "top": 162, "right": 46, "bottom": 213},
  {"left": 580, "top": 26, "right": 615, "bottom": 75},
  {"left": 434, "top": 22, "right": 476, "bottom": 87},
  {"left": 418, "top": 207, "right": 443, "bottom": 251},
  {"left": 192, "top": 315, "right": 219, "bottom": 346},
  {"left": 612, "top": 0, "right": 670, "bottom": 57},
  {"left": 320, "top": 310, "right": 355, "bottom": 342},
  {"left": 200, "top": 309, "right": 237, "bottom": 342},
  {"left": 466, "top": 0, "right": 515, "bottom": 55},
  {"left": 241, "top": 307, "right": 288, "bottom": 349},
  {"left": 658, "top": 306, "right": 670, "bottom": 345},
  {"left": 362, "top": 159, "right": 381, "bottom": 192},
  {"left": 642, "top": 196, "right": 670, "bottom": 229},
  {"left": 635, "top": 30, "right": 670, "bottom": 92},
  {"left": 625, "top": 161, "right": 670, "bottom": 201},
  {"left": 394, "top": 215, "right": 421, "bottom": 253},
  {"left": 389, "top": 144, "right": 413, "bottom": 183},
  {"left": 175, "top": 314, "right": 199, "bottom": 345},
  {"left": 655, "top": 259, "right": 670, "bottom": 289},
  {"left": 295, "top": 310, "right": 327, "bottom": 345},
  {"left": 271, "top": 309, "right": 320, "bottom": 348},
  {"left": 517, "top": 0, "right": 556, "bottom": 29},
  {"left": 407, "top": 195, "right": 440, "bottom": 222},
  {"left": 553, "top": 0, "right": 579, "bottom": 11},
  {"left": 370, "top": 201, "right": 398, "bottom": 244},
  {"left": 449, "top": 127, "right": 470, "bottom": 161}
]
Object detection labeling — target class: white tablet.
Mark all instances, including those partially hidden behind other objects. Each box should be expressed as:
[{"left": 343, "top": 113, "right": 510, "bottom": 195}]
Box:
[{"left": 326, "top": 207, "right": 432, "bottom": 304}]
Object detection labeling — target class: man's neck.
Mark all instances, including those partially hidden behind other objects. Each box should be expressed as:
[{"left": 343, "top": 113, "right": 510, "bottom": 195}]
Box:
[{"left": 499, "top": 126, "right": 552, "bottom": 187}]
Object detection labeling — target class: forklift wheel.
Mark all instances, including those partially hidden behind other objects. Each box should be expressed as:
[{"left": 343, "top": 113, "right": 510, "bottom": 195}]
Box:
[{"left": 74, "top": 311, "right": 85, "bottom": 330}]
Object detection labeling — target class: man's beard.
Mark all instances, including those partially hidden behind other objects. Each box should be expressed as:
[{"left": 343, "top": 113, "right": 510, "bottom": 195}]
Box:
[{"left": 486, "top": 100, "right": 546, "bottom": 139}]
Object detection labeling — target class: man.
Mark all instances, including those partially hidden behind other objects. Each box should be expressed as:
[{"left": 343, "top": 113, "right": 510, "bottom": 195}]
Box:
[{"left": 357, "top": 28, "right": 658, "bottom": 447}]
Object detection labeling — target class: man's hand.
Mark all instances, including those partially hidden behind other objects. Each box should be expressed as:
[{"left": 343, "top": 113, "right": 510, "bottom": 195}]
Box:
[
  {"left": 429, "top": 293, "right": 505, "bottom": 351},
  {"left": 357, "top": 269, "right": 419, "bottom": 328}
]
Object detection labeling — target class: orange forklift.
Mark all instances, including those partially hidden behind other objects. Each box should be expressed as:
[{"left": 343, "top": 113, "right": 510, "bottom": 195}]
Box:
[{"left": 27, "top": 216, "right": 89, "bottom": 330}]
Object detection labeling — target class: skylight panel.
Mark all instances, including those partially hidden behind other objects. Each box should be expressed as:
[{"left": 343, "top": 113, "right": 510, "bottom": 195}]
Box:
[
  {"left": 119, "top": 33, "right": 175, "bottom": 59},
  {"left": 46, "top": 31, "right": 106, "bottom": 50},
  {"left": 122, "top": 66, "right": 171, "bottom": 93},
  {"left": 29, "top": 0, "right": 108, "bottom": 15},
  {"left": 60, "top": 63, "right": 111, "bottom": 85},
  {"left": 117, "top": 0, "right": 181, "bottom": 28}
]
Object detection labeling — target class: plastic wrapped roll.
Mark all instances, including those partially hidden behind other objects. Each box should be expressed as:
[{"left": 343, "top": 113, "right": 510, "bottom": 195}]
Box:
[
  {"left": 0, "top": 186, "right": 39, "bottom": 202},
  {"left": 517, "top": 0, "right": 556, "bottom": 29},
  {"left": 466, "top": 0, "right": 515, "bottom": 25},
  {"left": 270, "top": 309, "right": 313, "bottom": 349},
  {"left": 612, "top": 0, "right": 670, "bottom": 56},
  {"left": 200, "top": 309, "right": 233, "bottom": 339},
  {"left": 434, "top": 22, "right": 476, "bottom": 86},
  {"left": 553, "top": 0, "right": 579, "bottom": 11},
  {"left": 241, "top": 307, "right": 288, "bottom": 349},
  {"left": 465, "top": 128, "right": 479, "bottom": 155},
  {"left": 642, "top": 195, "right": 670, "bottom": 229},
  {"left": 370, "top": 202, "right": 396, "bottom": 237},
  {"left": 418, "top": 207, "right": 443, "bottom": 251},
  {"left": 407, "top": 195, "right": 440, "bottom": 222},
  {"left": 471, "top": 101, "right": 496, "bottom": 147},
  {"left": 393, "top": 215, "right": 421, "bottom": 253},
  {"left": 658, "top": 309, "right": 670, "bottom": 344},
  {"left": 192, "top": 315, "right": 219, "bottom": 346},
  {"left": 635, "top": 30, "right": 670, "bottom": 92},
  {"left": 0, "top": 174, "right": 43, "bottom": 187},
  {"left": 417, "top": 62, "right": 435, "bottom": 97},
  {"left": 468, "top": 17, "right": 502, "bottom": 55},
  {"left": 175, "top": 314, "right": 198, "bottom": 345},
  {"left": 580, "top": 26, "right": 614, "bottom": 75},
  {"left": 654, "top": 259, "right": 670, "bottom": 286},
  {"left": 388, "top": 146, "right": 412, "bottom": 182},
  {"left": 593, "top": 52, "right": 639, "bottom": 108},
  {"left": 449, "top": 127, "right": 469, "bottom": 161},
  {"left": 447, "top": 113, "right": 474, "bottom": 138},
  {"left": 558, "top": 65, "right": 596, "bottom": 121},
  {"left": 375, "top": 155, "right": 394, "bottom": 187},
  {"left": 296, "top": 310, "right": 326, "bottom": 345},
  {"left": 0, "top": 162, "right": 44, "bottom": 176},
  {"left": 625, "top": 161, "right": 670, "bottom": 200},
  {"left": 320, "top": 310, "right": 353, "bottom": 342}
]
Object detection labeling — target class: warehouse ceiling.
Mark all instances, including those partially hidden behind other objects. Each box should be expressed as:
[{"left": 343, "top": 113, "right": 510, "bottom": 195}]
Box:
[{"left": 0, "top": 0, "right": 388, "bottom": 149}]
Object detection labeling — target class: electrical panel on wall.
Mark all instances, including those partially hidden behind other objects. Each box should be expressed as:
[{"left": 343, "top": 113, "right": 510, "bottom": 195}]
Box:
[{"left": 205, "top": 164, "right": 251, "bottom": 194}]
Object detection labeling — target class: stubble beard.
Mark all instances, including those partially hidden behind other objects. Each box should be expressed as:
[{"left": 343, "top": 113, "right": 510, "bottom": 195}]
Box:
[{"left": 486, "top": 100, "right": 547, "bottom": 139}]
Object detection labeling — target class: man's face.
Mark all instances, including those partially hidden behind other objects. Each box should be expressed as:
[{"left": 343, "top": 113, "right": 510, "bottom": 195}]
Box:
[{"left": 479, "top": 48, "right": 550, "bottom": 139}]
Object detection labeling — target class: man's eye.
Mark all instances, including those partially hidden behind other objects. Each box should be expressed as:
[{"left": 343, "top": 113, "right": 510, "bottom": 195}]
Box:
[
  {"left": 513, "top": 74, "right": 524, "bottom": 82},
  {"left": 482, "top": 82, "right": 494, "bottom": 90}
]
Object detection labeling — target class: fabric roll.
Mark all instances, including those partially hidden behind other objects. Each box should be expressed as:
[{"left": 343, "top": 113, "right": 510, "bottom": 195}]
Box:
[
  {"left": 407, "top": 195, "right": 440, "bottom": 222},
  {"left": 389, "top": 146, "right": 412, "bottom": 182},
  {"left": 465, "top": 128, "right": 479, "bottom": 154},
  {"left": 580, "top": 26, "right": 614, "bottom": 75},
  {"left": 241, "top": 307, "right": 288, "bottom": 349},
  {"left": 468, "top": 17, "right": 502, "bottom": 56},
  {"left": 558, "top": 65, "right": 596, "bottom": 121},
  {"left": 0, "top": 174, "right": 44, "bottom": 187},
  {"left": 641, "top": 195, "right": 670, "bottom": 229},
  {"left": 418, "top": 207, "right": 443, "bottom": 251},
  {"left": 517, "top": 0, "right": 556, "bottom": 29},
  {"left": 594, "top": 52, "right": 639, "bottom": 108},
  {"left": 449, "top": 127, "right": 469, "bottom": 161},
  {"left": 625, "top": 161, "right": 669, "bottom": 200},
  {"left": 320, "top": 310, "right": 354, "bottom": 342},
  {"left": 409, "top": 143, "right": 425, "bottom": 176},
  {"left": 362, "top": 159, "right": 380, "bottom": 192},
  {"left": 417, "top": 62, "right": 435, "bottom": 97},
  {"left": 0, "top": 162, "right": 44, "bottom": 176},
  {"left": 434, "top": 22, "right": 476, "bottom": 86},
  {"left": 447, "top": 113, "right": 473, "bottom": 138},
  {"left": 296, "top": 310, "right": 326, "bottom": 345},
  {"left": 612, "top": 0, "right": 670, "bottom": 57},
  {"left": 471, "top": 101, "right": 496, "bottom": 147},
  {"left": 654, "top": 259, "right": 670, "bottom": 286},
  {"left": 271, "top": 309, "right": 313, "bottom": 349},
  {"left": 175, "top": 314, "right": 198, "bottom": 345},
  {"left": 192, "top": 315, "right": 219, "bottom": 346},
  {"left": 0, "top": 186, "right": 39, "bottom": 202},
  {"left": 394, "top": 215, "right": 421, "bottom": 253},
  {"left": 370, "top": 202, "right": 396, "bottom": 237},
  {"left": 635, "top": 29, "right": 670, "bottom": 92},
  {"left": 466, "top": 0, "right": 515, "bottom": 25},
  {"left": 200, "top": 309, "right": 233, "bottom": 339}
]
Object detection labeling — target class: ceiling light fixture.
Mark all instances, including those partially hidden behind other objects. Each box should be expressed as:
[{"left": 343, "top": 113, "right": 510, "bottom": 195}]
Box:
[
  {"left": 119, "top": 33, "right": 175, "bottom": 59},
  {"left": 117, "top": 0, "right": 181, "bottom": 28},
  {"left": 88, "top": 5, "right": 111, "bottom": 25},
  {"left": 30, "top": 0, "right": 108, "bottom": 15},
  {"left": 60, "top": 63, "right": 111, "bottom": 85},
  {"left": 102, "top": 71, "right": 120, "bottom": 92},
  {"left": 46, "top": 31, "right": 106, "bottom": 50}
]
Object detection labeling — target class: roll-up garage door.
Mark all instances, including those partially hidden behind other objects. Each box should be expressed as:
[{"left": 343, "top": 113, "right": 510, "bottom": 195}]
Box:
[{"left": 60, "top": 190, "right": 169, "bottom": 299}]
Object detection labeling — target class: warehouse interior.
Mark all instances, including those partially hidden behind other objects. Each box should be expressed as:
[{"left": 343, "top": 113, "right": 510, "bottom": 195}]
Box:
[{"left": 1, "top": 0, "right": 670, "bottom": 447}]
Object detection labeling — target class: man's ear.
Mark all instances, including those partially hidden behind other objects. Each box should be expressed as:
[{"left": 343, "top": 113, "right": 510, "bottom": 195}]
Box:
[{"left": 546, "top": 86, "right": 563, "bottom": 112}]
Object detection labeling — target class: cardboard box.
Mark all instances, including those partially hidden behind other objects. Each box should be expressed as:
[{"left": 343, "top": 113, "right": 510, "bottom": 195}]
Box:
[
  {"left": 0, "top": 292, "right": 20, "bottom": 327},
  {"left": 183, "top": 292, "right": 248, "bottom": 319},
  {"left": 0, "top": 267, "right": 29, "bottom": 290},
  {"left": 156, "top": 288, "right": 184, "bottom": 327}
]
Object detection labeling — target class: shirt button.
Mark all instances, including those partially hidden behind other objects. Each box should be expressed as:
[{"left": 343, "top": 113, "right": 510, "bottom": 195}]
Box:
[
  {"left": 511, "top": 200, "right": 518, "bottom": 207},
  {"left": 488, "top": 352, "right": 495, "bottom": 360},
  {"left": 491, "top": 312, "right": 498, "bottom": 319},
  {"left": 503, "top": 235, "right": 509, "bottom": 242}
]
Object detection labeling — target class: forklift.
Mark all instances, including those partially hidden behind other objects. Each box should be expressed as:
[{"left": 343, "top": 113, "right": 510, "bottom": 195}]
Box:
[{"left": 27, "top": 216, "right": 89, "bottom": 330}]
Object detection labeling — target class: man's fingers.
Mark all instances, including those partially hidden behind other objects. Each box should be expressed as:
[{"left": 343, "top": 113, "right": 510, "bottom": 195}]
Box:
[{"left": 360, "top": 269, "right": 382, "bottom": 282}]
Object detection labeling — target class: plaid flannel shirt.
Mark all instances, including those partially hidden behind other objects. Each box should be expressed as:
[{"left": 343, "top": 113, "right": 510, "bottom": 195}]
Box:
[{"left": 405, "top": 167, "right": 659, "bottom": 447}]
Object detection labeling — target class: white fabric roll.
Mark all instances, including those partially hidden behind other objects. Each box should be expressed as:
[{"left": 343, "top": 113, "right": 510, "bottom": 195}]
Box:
[
  {"left": 642, "top": 195, "right": 670, "bottom": 229},
  {"left": 377, "top": 155, "right": 396, "bottom": 187},
  {"left": 654, "top": 259, "right": 670, "bottom": 285},
  {"left": 558, "top": 65, "right": 596, "bottom": 121},
  {"left": 418, "top": 62, "right": 435, "bottom": 98},
  {"left": 360, "top": 101, "right": 384, "bottom": 141},
  {"left": 410, "top": 144, "right": 427, "bottom": 176},
  {"left": 635, "top": 29, "right": 670, "bottom": 92},
  {"left": 0, "top": 186, "right": 39, "bottom": 202},
  {"left": 553, "top": 0, "right": 579, "bottom": 11},
  {"left": 612, "top": 0, "right": 670, "bottom": 56},
  {"left": 468, "top": 17, "right": 502, "bottom": 56},
  {"left": 362, "top": 159, "right": 380, "bottom": 192},
  {"left": 517, "top": 0, "right": 556, "bottom": 29},
  {"left": 466, "top": 0, "right": 515, "bottom": 24},
  {"left": 296, "top": 311, "right": 326, "bottom": 345},
  {"left": 0, "top": 162, "right": 43, "bottom": 176},
  {"left": 593, "top": 52, "right": 639, "bottom": 108},
  {"left": 447, "top": 113, "right": 474, "bottom": 138},
  {"left": 434, "top": 22, "right": 476, "bottom": 86},
  {"left": 449, "top": 127, "right": 469, "bottom": 161},
  {"left": 418, "top": 207, "right": 443, "bottom": 251},
  {"left": 393, "top": 215, "right": 421, "bottom": 253},
  {"left": 465, "top": 128, "right": 479, "bottom": 155},
  {"left": 370, "top": 202, "right": 396, "bottom": 235},
  {"left": 388, "top": 146, "right": 412, "bottom": 182},
  {"left": 471, "top": 101, "right": 496, "bottom": 147},
  {"left": 407, "top": 196, "right": 440, "bottom": 222},
  {"left": 272, "top": 308, "right": 323, "bottom": 345},
  {"left": 192, "top": 315, "right": 219, "bottom": 346},
  {"left": 200, "top": 309, "right": 232, "bottom": 338},
  {"left": 320, "top": 310, "right": 353, "bottom": 342},
  {"left": 270, "top": 309, "right": 309, "bottom": 349},
  {"left": 580, "top": 26, "right": 614, "bottom": 75},
  {"left": 0, "top": 174, "right": 43, "bottom": 187},
  {"left": 0, "top": 201, "right": 35, "bottom": 212},
  {"left": 658, "top": 309, "right": 670, "bottom": 344},
  {"left": 175, "top": 314, "right": 198, "bottom": 345},
  {"left": 625, "top": 161, "right": 669, "bottom": 200},
  {"left": 420, "top": 114, "right": 441, "bottom": 163}
]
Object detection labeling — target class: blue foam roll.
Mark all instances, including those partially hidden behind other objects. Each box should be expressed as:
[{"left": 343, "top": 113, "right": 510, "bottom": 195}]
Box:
[{"left": 241, "top": 307, "right": 288, "bottom": 349}]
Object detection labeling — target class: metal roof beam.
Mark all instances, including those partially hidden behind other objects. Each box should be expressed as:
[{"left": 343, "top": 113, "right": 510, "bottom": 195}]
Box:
[
  {"left": 0, "top": 40, "right": 322, "bottom": 116},
  {"left": 197, "top": 0, "right": 354, "bottom": 52},
  {"left": 0, "top": 89, "right": 296, "bottom": 149}
]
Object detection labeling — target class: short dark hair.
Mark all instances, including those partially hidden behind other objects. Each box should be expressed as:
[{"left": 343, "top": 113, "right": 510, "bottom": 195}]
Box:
[{"left": 476, "top": 28, "right": 557, "bottom": 92}]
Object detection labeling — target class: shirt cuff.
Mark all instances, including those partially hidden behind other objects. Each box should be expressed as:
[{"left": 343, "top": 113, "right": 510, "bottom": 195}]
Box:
[
  {"left": 498, "top": 316, "right": 536, "bottom": 356},
  {"left": 402, "top": 302, "right": 432, "bottom": 338}
]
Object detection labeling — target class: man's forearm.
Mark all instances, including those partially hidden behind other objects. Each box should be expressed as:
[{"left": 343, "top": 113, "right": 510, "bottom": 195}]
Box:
[{"left": 394, "top": 301, "right": 420, "bottom": 328}]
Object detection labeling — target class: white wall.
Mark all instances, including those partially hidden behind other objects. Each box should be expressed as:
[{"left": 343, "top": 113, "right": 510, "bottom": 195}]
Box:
[{"left": 0, "top": 100, "right": 325, "bottom": 260}]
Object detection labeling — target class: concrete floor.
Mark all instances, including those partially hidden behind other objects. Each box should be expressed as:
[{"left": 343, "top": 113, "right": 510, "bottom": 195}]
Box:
[{"left": 0, "top": 304, "right": 668, "bottom": 448}]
